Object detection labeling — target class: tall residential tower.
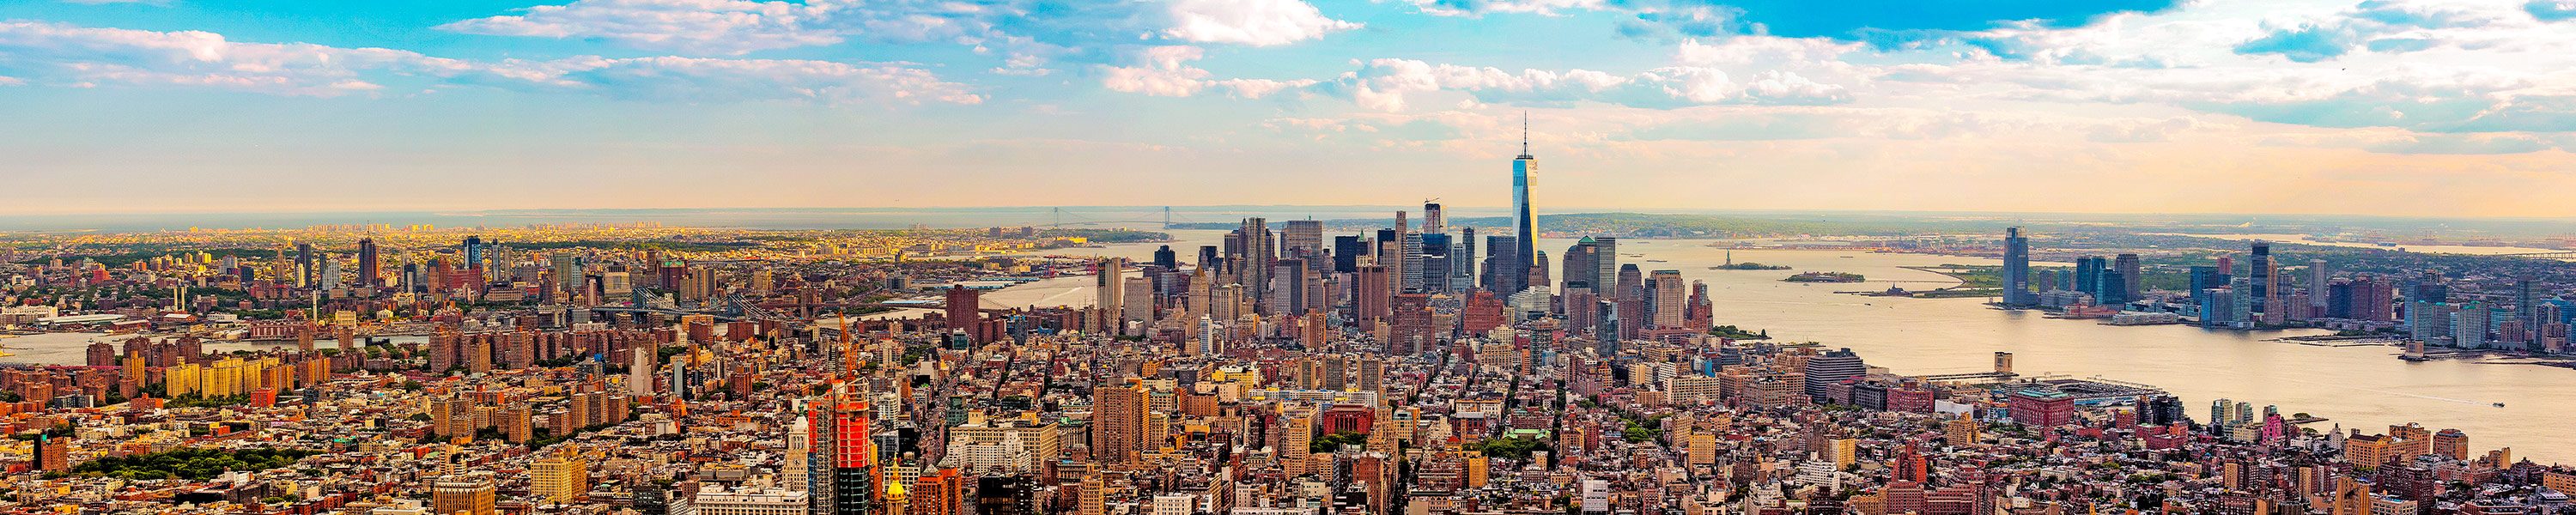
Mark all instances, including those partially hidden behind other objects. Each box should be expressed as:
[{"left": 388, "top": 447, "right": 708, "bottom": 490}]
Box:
[{"left": 2002, "top": 227, "right": 2032, "bottom": 305}]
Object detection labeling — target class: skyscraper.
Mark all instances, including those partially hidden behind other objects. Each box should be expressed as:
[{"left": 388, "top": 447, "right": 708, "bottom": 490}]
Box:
[
  {"left": 1802, "top": 348, "right": 1866, "bottom": 403},
  {"left": 2190, "top": 265, "right": 2229, "bottom": 307},
  {"left": 1595, "top": 237, "right": 1619, "bottom": 302},
  {"left": 946, "top": 285, "right": 981, "bottom": 343},
  {"left": 1510, "top": 115, "right": 1537, "bottom": 296},
  {"left": 2313, "top": 259, "right": 2335, "bottom": 315},
  {"left": 1422, "top": 202, "right": 1444, "bottom": 234},
  {"left": 434, "top": 475, "right": 500, "bottom": 515},
  {"left": 1333, "top": 235, "right": 1365, "bottom": 273},
  {"left": 357, "top": 238, "right": 380, "bottom": 288},
  {"left": 1649, "top": 270, "right": 1684, "bottom": 328},
  {"left": 2114, "top": 253, "right": 2141, "bottom": 304},
  {"left": 295, "top": 242, "right": 315, "bottom": 288},
  {"left": 2250, "top": 241, "right": 2274, "bottom": 316},
  {"left": 1481, "top": 234, "right": 1516, "bottom": 294},
  {"left": 463, "top": 236, "right": 483, "bottom": 269},
  {"left": 1094, "top": 382, "right": 1146, "bottom": 465},
  {"left": 1095, "top": 258, "right": 1126, "bottom": 333},
  {"left": 1281, "top": 220, "right": 1323, "bottom": 262},
  {"left": 1237, "top": 218, "right": 1273, "bottom": 304},
  {"left": 2002, "top": 227, "right": 2032, "bottom": 305},
  {"left": 1454, "top": 226, "right": 1478, "bottom": 293}
]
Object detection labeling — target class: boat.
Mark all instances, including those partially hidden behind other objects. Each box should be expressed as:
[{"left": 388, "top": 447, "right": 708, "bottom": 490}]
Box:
[{"left": 2494, "top": 403, "right": 2506, "bottom": 408}]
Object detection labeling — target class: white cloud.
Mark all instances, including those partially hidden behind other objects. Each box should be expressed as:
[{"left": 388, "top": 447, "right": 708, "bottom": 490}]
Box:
[
  {"left": 1332, "top": 58, "right": 1847, "bottom": 112},
  {"left": 1098, "top": 45, "right": 1316, "bottom": 98},
  {"left": 435, "top": 0, "right": 848, "bottom": 55},
  {"left": 1397, "top": 0, "right": 1605, "bottom": 16},
  {"left": 1163, "top": 0, "right": 1360, "bottom": 45},
  {"left": 2087, "top": 116, "right": 2227, "bottom": 142},
  {"left": 0, "top": 21, "right": 980, "bottom": 104},
  {"left": 434, "top": 0, "right": 1360, "bottom": 67},
  {"left": 1674, "top": 36, "right": 1863, "bottom": 66}
]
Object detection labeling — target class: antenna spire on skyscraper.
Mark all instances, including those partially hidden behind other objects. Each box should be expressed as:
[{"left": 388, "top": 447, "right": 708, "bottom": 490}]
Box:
[{"left": 1517, "top": 112, "right": 1534, "bottom": 160}]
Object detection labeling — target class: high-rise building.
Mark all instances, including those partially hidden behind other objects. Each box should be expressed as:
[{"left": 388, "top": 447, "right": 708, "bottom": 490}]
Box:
[
  {"left": 2190, "top": 266, "right": 2229, "bottom": 307},
  {"left": 1594, "top": 237, "right": 1619, "bottom": 301},
  {"left": 1333, "top": 236, "right": 1365, "bottom": 273},
  {"left": 294, "top": 242, "right": 315, "bottom": 288},
  {"left": 1482, "top": 234, "right": 1519, "bottom": 294},
  {"left": 464, "top": 236, "right": 484, "bottom": 270},
  {"left": 2114, "top": 253, "right": 2141, "bottom": 304},
  {"left": 1801, "top": 348, "right": 1865, "bottom": 403},
  {"left": 531, "top": 447, "right": 589, "bottom": 505},
  {"left": 357, "top": 238, "right": 380, "bottom": 288},
  {"left": 1095, "top": 258, "right": 1126, "bottom": 333},
  {"left": 1093, "top": 382, "right": 1146, "bottom": 465},
  {"left": 2517, "top": 277, "right": 2543, "bottom": 340},
  {"left": 1390, "top": 294, "right": 1434, "bottom": 355},
  {"left": 945, "top": 285, "right": 981, "bottom": 343},
  {"left": 2313, "top": 260, "right": 2335, "bottom": 314},
  {"left": 433, "top": 475, "right": 499, "bottom": 515},
  {"left": 1282, "top": 220, "right": 1324, "bottom": 262},
  {"left": 1353, "top": 265, "right": 1392, "bottom": 330},
  {"left": 1151, "top": 245, "right": 1177, "bottom": 270},
  {"left": 1454, "top": 227, "right": 1478, "bottom": 293},
  {"left": 2002, "top": 227, "right": 2032, "bottom": 305},
  {"left": 34, "top": 435, "right": 69, "bottom": 473},
  {"left": 2251, "top": 241, "right": 2275, "bottom": 316},
  {"left": 1649, "top": 270, "right": 1684, "bottom": 328},
  {"left": 1238, "top": 218, "right": 1273, "bottom": 304},
  {"left": 1421, "top": 202, "right": 1444, "bottom": 234},
  {"left": 1562, "top": 239, "right": 1598, "bottom": 294},
  {"left": 1511, "top": 117, "right": 1537, "bottom": 296}
]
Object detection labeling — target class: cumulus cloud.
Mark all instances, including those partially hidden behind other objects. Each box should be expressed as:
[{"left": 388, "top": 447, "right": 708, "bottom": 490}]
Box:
[
  {"left": 434, "top": 0, "right": 850, "bottom": 55},
  {"left": 2365, "top": 133, "right": 2563, "bottom": 154},
  {"left": 1163, "top": 0, "right": 1360, "bottom": 45},
  {"left": 1406, "top": 0, "right": 2181, "bottom": 40},
  {"left": 1674, "top": 36, "right": 1862, "bottom": 65},
  {"left": 2233, "top": 0, "right": 2519, "bottom": 62},
  {"left": 0, "top": 21, "right": 980, "bottom": 104},
  {"left": 1097, "top": 45, "right": 1317, "bottom": 98},
  {"left": 2086, "top": 117, "right": 2226, "bottom": 142},
  {"left": 1321, "top": 58, "right": 1849, "bottom": 112},
  {"left": 436, "top": 0, "right": 1360, "bottom": 64}
]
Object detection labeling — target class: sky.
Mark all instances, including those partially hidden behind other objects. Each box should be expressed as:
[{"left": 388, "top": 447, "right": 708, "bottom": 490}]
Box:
[{"left": 2, "top": 0, "right": 2573, "bottom": 217}]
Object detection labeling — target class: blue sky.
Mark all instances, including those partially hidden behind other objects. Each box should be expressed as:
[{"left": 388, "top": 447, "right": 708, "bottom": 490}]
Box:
[{"left": 3, "top": 0, "right": 2573, "bottom": 216}]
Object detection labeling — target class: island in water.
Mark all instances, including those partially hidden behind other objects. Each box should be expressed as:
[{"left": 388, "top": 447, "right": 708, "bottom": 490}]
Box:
[
  {"left": 1711, "top": 262, "right": 1792, "bottom": 270},
  {"left": 1784, "top": 271, "right": 1865, "bottom": 282}
]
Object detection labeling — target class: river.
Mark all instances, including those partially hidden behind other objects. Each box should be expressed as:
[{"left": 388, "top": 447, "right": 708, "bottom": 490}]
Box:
[
  {"left": 9, "top": 228, "right": 2570, "bottom": 463},
  {"left": 1029, "top": 229, "right": 2576, "bottom": 464}
]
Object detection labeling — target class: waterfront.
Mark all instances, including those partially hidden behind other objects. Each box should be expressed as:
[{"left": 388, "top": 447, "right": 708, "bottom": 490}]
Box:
[
  {"left": 2143, "top": 233, "right": 2567, "bottom": 255},
  {"left": 7, "top": 227, "right": 2573, "bottom": 463},
  {"left": 1055, "top": 229, "right": 2576, "bottom": 464}
]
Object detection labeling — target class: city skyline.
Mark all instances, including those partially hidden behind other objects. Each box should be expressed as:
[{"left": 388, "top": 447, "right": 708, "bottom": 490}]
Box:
[{"left": 6, "top": 0, "right": 2576, "bottom": 215}]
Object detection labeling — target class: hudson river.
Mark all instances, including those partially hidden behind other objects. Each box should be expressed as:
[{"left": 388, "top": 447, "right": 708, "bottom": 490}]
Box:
[{"left": 1018, "top": 229, "right": 2576, "bottom": 464}]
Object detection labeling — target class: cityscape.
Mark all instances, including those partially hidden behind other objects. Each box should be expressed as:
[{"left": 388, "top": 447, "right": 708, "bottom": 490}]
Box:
[
  {"left": 9, "top": 130, "right": 2576, "bottom": 515},
  {"left": 10, "top": 0, "right": 2576, "bottom": 515}
]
